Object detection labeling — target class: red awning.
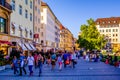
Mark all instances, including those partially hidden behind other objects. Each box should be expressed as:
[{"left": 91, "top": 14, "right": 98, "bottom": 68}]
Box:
[{"left": 0, "top": 40, "right": 11, "bottom": 45}]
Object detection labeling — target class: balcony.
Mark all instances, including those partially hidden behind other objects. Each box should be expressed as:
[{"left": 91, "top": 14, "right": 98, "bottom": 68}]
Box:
[{"left": 0, "top": 1, "right": 12, "bottom": 10}]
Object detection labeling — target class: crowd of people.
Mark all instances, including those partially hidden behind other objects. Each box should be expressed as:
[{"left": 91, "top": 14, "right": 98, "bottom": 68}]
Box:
[
  {"left": 11, "top": 49, "right": 80, "bottom": 77},
  {"left": 82, "top": 51, "right": 100, "bottom": 62}
]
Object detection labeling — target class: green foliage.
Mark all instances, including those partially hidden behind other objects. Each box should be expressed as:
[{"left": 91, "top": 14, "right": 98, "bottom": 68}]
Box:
[{"left": 77, "top": 18, "right": 107, "bottom": 50}]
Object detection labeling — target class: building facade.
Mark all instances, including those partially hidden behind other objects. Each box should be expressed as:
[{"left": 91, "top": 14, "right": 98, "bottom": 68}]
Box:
[
  {"left": 33, "top": 0, "right": 41, "bottom": 50},
  {"left": 96, "top": 17, "right": 120, "bottom": 51},
  {"left": 10, "top": 0, "right": 36, "bottom": 52},
  {"left": 0, "top": 0, "right": 12, "bottom": 55},
  {"left": 55, "top": 18, "right": 60, "bottom": 49},
  {"left": 41, "top": 2, "right": 60, "bottom": 51},
  {"left": 60, "top": 25, "right": 74, "bottom": 51}
]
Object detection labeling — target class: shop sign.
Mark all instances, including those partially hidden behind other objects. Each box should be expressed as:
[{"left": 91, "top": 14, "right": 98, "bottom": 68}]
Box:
[{"left": 34, "top": 34, "right": 39, "bottom": 38}]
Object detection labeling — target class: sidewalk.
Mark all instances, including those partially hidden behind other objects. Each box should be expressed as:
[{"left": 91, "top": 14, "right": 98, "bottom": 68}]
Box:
[
  {"left": 0, "top": 58, "right": 120, "bottom": 80},
  {"left": 0, "top": 65, "right": 11, "bottom": 71}
]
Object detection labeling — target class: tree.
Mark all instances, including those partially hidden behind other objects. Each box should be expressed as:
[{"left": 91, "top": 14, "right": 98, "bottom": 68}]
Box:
[{"left": 77, "top": 18, "right": 107, "bottom": 50}]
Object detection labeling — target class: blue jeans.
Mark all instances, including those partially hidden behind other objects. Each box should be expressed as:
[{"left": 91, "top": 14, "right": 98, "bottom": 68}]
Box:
[
  {"left": 28, "top": 65, "right": 33, "bottom": 75},
  {"left": 38, "top": 62, "right": 42, "bottom": 75},
  {"left": 13, "top": 66, "right": 18, "bottom": 74}
]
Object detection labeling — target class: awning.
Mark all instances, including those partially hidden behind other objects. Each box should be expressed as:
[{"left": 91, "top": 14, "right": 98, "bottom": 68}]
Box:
[
  {"left": 18, "top": 43, "right": 27, "bottom": 51},
  {"left": 29, "top": 44, "right": 36, "bottom": 50},
  {"left": 0, "top": 40, "right": 11, "bottom": 45},
  {"left": 24, "top": 43, "right": 33, "bottom": 50}
]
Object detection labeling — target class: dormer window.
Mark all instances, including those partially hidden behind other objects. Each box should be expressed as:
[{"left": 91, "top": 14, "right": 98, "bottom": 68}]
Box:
[
  {"left": 103, "top": 22, "right": 105, "bottom": 24},
  {"left": 108, "top": 21, "right": 110, "bottom": 23},
  {"left": 97, "top": 22, "right": 99, "bottom": 24},
  {"left": 114, "top": 21, "right": 116, "bottom": 23}
]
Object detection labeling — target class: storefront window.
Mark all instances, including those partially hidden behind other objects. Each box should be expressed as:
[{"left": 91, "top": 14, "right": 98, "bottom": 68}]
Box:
[{"left": 0, "top": 17, "right": 6, "bottom": 33}]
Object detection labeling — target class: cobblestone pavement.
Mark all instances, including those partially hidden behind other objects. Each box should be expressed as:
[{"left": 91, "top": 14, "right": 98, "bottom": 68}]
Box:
[{"left": 0, "top": 58, "right": 120, "bottom": 80}]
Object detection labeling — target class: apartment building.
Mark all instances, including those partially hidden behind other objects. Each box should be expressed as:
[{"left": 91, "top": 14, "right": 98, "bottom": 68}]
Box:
[
  {"left": 96, "top": 17, "right": 120, "bottom": 50},
  {"left": 0, "top": 0, "right": 12, "bottom": 55},
  {"left": 60, "top": 25, "right": 74, "bottom": 51},
  {"left": 33, "top": 0, "right": 41, "bottom": 50},
  {"left": 10, "top": 0, "right": 36, "bottom": 51},
  {"left": 41, "top": 2, "right": 60, "bottom": 51}
]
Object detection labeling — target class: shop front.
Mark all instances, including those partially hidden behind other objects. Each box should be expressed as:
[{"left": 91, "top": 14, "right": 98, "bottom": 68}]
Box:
[
  {"left": 0, "top": 35, "right": 11, "bottom": 56},
  {"left": 10, "top": 36, "right": 37, "bottom": 56}
]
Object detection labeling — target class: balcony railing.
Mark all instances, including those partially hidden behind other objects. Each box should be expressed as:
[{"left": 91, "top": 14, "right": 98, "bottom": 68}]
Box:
[{"left": 0, "top": 1, "right": 12, "bottom": 10}]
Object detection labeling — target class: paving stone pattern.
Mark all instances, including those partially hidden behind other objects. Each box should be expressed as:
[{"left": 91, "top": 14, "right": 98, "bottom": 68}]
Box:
[{"left": 0, "top": 58, "right": 120, "bottom": 80}]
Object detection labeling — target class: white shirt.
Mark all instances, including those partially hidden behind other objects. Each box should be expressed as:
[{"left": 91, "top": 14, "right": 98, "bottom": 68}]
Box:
[
  {"left": 71, "top": 53, "right": 77, "bottom": 60},
  {"left": 27, "top": 56, "right": 34, "bottom": 65}
]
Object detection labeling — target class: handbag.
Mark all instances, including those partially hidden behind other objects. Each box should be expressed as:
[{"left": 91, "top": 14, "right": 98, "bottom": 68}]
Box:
[{"left": 65, "top": 60, "right": 70, "bottom": 65}]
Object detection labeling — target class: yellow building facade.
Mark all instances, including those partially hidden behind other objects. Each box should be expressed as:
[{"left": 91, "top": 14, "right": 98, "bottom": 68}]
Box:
[
  {"left": 0, "top": 0, "right": 12, "bottom": 55},
  {"left": 60, "top": 25, "right": 74, "bottom": 51}
]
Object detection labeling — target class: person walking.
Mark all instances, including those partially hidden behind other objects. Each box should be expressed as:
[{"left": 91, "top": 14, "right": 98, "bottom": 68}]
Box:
[
  {"left": 27, "top": 52, "right": 34, "bottom": 76},
  {"left": 51, "top": 52, "right": 56, "bottom": 70},
  {"left": 57, "top": 53, "right": 63, "bottom": 71},
  {"left": 12, "top": 56, "right": 19, "bottom": 75},
  {"left": 63, "top": 51, "right": 68, "bottom": 68},
  {"left": 37, "top": 54, "right": 43, "bottom": 76},
  {"left": 19, "top": 53, "right": 27, "bottom": 76},
  {"left": 71, "top": 51, "right": 77, "bottom": 68},
  {"left": 34, "top": 53, "right": 38, "bottom": 69}
]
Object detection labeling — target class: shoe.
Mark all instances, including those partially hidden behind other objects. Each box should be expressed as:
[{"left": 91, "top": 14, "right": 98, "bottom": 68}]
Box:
[{"left": 19, "top": 74, "right": 22, "bottom": 76}]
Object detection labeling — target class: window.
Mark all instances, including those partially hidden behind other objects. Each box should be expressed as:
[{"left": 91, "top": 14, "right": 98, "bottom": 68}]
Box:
[
  {"left": 19, "top": 28, "right": 22, "bottom": 37},
  {"left": 19, "top": 5, "right": 22, "bottom": 15},
  {"left": 11, "top": 27, "right": 15, "bottom": 34},
  {"left": 41, "top": 32, "right": 43, "bottom": 37},
  {"left": 113, "top": 34, "right": 115, "bottom": 37},
  {"left": 12, "top": 0, "right": 15, "bottom": 10},
  {"left": 103, "top": 22, "right": 105, "bottom": 24},
  {"left": 38, "top": 18, "right": 40, "bottom": 23},
  {"left": 25, "top": 0, "right": 28, "bottom": 5},
  {"left": 41, "top": 16, "right": 43, "bottom": 20},
  {"left": 108, "top": 21, "right": 110, "bottom": 23},
  {"left": 116, "top": 29, "right": 118, "bottom": 32},
  {"left": 25, "top": 30, "right": 28, "bottom": 37},
  {"left": 0, "top": 0, "right": 5, "bottom": 6},
  {"left": 116, "top": 39, "right": 118, "bottom": 42},
  {"left": 113, "top": 39, "right": 115, "bottom": 42},
  {"left": 106, "top": 29, "right": 108, "bottom": 32},
  {"left": 35, "top": 27, "right": 37, "bottom": 32},
  {"left": 38, "top": 28, "right": 40, "bottom": 32},
  {"left": 114, "top": 21, "right": 116, "bottom": 23},
  {"left": 35, "top": 16, "right": 37, "bottom": 22},
  {"left": 30, "top": 1, "right": 32, "bottom": 9},
  {"left": 97, "top": 22, "right": 99, "bottom": 24},
  {"left": 38, "top": 0, "right": 40, "bottom": 4},
  {"left": 30, "top": 30, "right": 32, "bottom": 38},
  {"left": 38, "top": 9, "right": 40, "bottom": 14},
  {"left": 35, "top": 6, "right": 37, "bottom": 11},
  {"left": 113, "top": 29, "right": 115, "bottom": 32},
  {"left": 25, "top": 10, "right": 28, "bottom": 18},
  {"left": 0, "top": 17, "right": 6, "bottom": 33},
  {"left": 116, "top": 34, "right": 118, "bottom": 37},
  {"left": 41, "top": 24, "right": 43, "bottom": 29},
  {"left": 30, "top": 13, "right": 32, "bottom": 21},
  {"left": 109, "top": 29, "right": 111, "bottom": 32},
  {"left": 102, "top": 30, "right": 104, "bottom": 32}
]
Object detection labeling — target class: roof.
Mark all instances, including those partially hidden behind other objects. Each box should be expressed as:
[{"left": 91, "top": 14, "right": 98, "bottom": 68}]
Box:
[{"left": 95, "top": 17, "right": 120, "bottom": 25}]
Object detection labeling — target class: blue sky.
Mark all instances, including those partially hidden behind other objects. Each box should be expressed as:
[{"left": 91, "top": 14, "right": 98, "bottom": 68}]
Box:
[{"left": 43, "top": 0, "right": 120, "bottom": 38}]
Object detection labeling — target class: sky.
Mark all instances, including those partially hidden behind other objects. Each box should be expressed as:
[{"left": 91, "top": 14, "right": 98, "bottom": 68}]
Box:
[{"left": 43, "top": 0, "right": 120, "bottom": 38}]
